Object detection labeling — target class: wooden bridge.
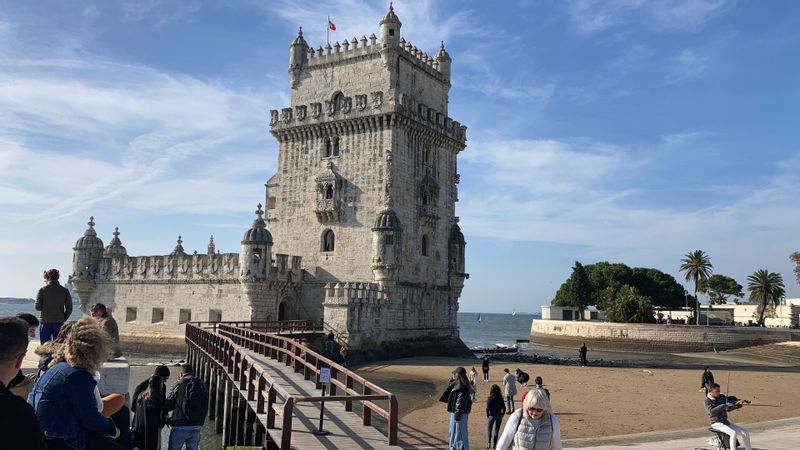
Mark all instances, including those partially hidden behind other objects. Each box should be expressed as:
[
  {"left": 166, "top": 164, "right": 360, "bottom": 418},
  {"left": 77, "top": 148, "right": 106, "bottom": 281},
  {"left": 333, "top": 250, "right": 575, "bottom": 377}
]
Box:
[{"left": 185, "top": 321, "right": 399, "bottom": 450}]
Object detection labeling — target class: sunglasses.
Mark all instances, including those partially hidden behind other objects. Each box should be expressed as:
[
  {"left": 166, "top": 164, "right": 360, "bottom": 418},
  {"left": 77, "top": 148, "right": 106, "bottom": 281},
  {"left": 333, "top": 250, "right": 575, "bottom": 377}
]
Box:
[{"left": 527, "top": 407, "right": 544, "bottom": 413}]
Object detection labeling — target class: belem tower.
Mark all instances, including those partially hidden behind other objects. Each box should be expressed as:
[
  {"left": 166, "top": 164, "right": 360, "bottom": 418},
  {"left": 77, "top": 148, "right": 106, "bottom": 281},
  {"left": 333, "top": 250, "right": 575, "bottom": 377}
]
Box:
[{"left": 68, "top": 5, "right": 469, "bottom": 356}]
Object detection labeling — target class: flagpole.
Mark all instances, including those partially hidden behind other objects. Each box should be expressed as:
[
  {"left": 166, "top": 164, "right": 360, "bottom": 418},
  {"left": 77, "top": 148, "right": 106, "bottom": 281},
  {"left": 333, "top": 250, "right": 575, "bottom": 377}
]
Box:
[{"left": 326, "top": 15, "right": 329, "bottom": 46}]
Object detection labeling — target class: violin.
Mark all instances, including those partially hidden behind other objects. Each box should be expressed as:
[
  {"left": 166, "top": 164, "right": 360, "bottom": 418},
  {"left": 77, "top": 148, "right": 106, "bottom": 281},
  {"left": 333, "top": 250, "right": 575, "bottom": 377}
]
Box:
[{"left": 716, "top": 394, "right": 751, "bottom": 409}]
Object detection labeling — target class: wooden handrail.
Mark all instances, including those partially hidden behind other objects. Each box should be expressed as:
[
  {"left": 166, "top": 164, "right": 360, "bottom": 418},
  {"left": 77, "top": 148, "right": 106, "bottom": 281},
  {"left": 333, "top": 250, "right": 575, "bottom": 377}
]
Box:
[{"left": 216, "top": 323, "right": 399, "bottom": 445}]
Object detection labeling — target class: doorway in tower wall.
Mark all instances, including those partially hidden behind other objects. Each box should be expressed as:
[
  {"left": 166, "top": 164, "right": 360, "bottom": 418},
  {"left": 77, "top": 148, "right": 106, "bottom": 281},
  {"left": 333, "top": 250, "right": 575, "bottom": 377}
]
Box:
[{"left": 278, "top": 301, "right": 287, "bottom": 321}]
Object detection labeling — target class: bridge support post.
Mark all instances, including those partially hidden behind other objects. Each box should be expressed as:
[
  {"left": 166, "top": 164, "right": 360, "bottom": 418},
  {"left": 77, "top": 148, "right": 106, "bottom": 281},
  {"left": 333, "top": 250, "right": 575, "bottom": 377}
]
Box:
[
  {"left": 229, "top": 391, "right": 239, "bottom": 446},
  {"left": 215, "top": 369, "right": 225, "bottom": 434},
  {"left": 208, "top": 366, "right": 217, "bottom": 422},
  {"left": 363, "top": 384, "right": 372, "bottom": 426},
  {"left": 236, "top": 396, "right": 247, "bottom": 445},
  {"left": 245, "top": 407, "right": 256, "bottom": 445},
  {"left": 222, "top": 380, "right": 233, "bottom": 445},
  {"left": 255, "top": 421, "right": 265, "bottom": 446}
]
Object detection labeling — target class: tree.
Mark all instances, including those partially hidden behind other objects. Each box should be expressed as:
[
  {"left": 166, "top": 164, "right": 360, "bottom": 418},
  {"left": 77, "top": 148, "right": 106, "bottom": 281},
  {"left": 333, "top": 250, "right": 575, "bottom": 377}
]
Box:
[
  {"left": 679, "top": 250, "right": 713, "bottom": 322},
  {"left": 697, "top": 274, "right": 744, "bottom": 304},
  {"left": 604, "top": 285, "right": 656, "bottom": 323},
  {"left": 791, "top": 252, "right": 800, "bottom": 287},
  {"left": 567, "top": 261, "right": 592, "bottom": 320},
  {"left": 747, "top": 269, "right": 785, "bottom": 327}
]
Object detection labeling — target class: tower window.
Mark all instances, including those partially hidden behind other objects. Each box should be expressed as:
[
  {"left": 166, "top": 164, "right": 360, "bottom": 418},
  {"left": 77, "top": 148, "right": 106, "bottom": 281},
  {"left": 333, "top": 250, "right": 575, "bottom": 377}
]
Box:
[
  {"left": 179, "top": 309, "right": 191, "bottom": 324},
  {"left": 421, "top": 235, "right": 428, "bottom": 256},
  {"left": 325, "top": 138, "right": 332, "bottom": 157},
  {"left": 389, "top": 29, "right": 395, "bottom": 36},
  {"left": 151, "top": 308, "right": 164, "bottom": 323},
  {"left": 384, "top": 235, "right": 394, "bottom": 246},
  {"left": 325, "top": 184, "right": 334, "bottom": 199},
  {"left": 253, "top": 248, "right": 262, "bottom": 263},
  {"left": 333, "top": 92, "right": 344, "bottom": 112},
  {"left": 126, "top": 307, "right": 137, "bottom": 322},
  {"left": 322, "top": 229, "right": 335, "bottom": 252},
  {"left": 422, "top": 192, "right": 429, "bottom": 206},
  {"left": 333, "top": 138, "right": 340, "bottom": 156}
]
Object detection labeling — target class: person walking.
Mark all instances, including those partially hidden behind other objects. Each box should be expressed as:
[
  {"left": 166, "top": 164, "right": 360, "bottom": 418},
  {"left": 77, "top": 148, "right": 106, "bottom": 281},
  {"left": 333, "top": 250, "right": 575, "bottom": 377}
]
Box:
[
  {"left": 90, "top": 303, "right": 122, "bottom": 358},
  {"left": 482, "top": 357, "right": 490, "bottom": 382},
  {"left": 534, "top": 376, "right": 550, "bottom": 399},
  {"left": 502, "top": 368, "right": 517, "bottom": 414},
  {"left": 0, "top": 317, "right": 47, "bottom": 450},
  {"left": 35, "top": 269, "right": 72, "bottom": 344},
  {"left": 486, "top": 384, "right": 506, "bottom": 449},
  {"left": 579, "top": 343, "right": 588, "bottom": 367},
  {"left": 164, "top": 363, "right": 208, "bottom": 450},
  {"left": 133, "top": 375, "right": 167, "bottom": 450},
  {"left": 705, "top": 383, "right": 751, "bottom": 450},
  {"left": 495, "top": 388, "right": 563, "bottom": 449},
  {"left": 444, "top": 367, "right": 473, "bottom": 450},
  {"left": 325, "top": 331, "right": 335, "bottom": 355},
  {"left": 469, "top": 367, "right": 479, "bottom": 401},
  {"left": 515, "top": 369, "right": 529, "bottom": 386},
  {"left": 700, "top": 367, "right": 715, "bottom": 393}
]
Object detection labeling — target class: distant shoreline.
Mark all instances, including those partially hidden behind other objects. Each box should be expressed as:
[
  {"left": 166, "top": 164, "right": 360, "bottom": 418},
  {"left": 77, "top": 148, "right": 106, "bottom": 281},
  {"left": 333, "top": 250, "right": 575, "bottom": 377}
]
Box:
[{"left": 0, "top": 298, "right": 34, "bottom": 304}]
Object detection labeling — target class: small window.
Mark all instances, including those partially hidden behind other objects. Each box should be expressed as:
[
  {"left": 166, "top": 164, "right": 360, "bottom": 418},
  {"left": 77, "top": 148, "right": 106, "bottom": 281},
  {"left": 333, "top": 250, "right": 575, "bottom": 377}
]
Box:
[
  {"left": 421, "top": 235, "right": 428, "bottom": 256},
  {"left": 267, "top": 196, "right": 277, "bottom": 209},
  {"left": 333, "top": 93, "right": 344, "bottom": 112},
  {"left": 325, "top": 184, "right": 334, "bottom": 199},
  {"left": 422, "top": 192, "right": 429, "bottom": 205},
  {"left": 333, "top": 138, "right": 340, "bottom": 156},
  {"left": 253, "top": 248, "right": 262, "bottom": 263},
  {"left": 179, "top": 309, "right": 192, "bottom": 324},
  {"left": 424, "top": 149, "right": 430, "bottom": 164},
  {"left": 152, "top": 308, "right": 164, "bottom": 323},
  {"left": 209, "top": 309, "right": 222, "bottom": 322},
  {"left": 322, "top": 229, "right": 335, "bottom": 252},
  {"left": 384, "top": 235, "right": 394, "bottom": 246},
  {"left": 325, "top": 138, "right": 333, "bottom": 157},
  {"left": 389, "top": 29, "right": 395, "bottom": 36},
  {"left": 126, "top": 307, "right": 137, "bottom": 322}
]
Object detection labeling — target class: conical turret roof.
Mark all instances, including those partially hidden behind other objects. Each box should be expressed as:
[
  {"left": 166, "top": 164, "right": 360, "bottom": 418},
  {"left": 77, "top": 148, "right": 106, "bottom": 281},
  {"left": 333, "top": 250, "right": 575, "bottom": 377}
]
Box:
[
  {"left": 242, "top": 204, "right": 273, "bottom": 245},
  {"left": 74, "top": 216, "right": 104, "bottom": 250}
]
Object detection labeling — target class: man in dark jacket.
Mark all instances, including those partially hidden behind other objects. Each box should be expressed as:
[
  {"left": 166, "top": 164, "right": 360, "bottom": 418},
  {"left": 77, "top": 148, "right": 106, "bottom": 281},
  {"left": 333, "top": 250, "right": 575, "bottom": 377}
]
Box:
[
  {"left": 0, "top": 317, "right": 47, "bottom": 449},
  {"left": 35, "top": 268, "right": 72, "bottom": 343},
  {"left": 701, "top": 366, "right": 715, "bottom": 392},
  {"left": 164, "top": 364, "right": 207, "bottom": 450},
  {"left": 705, "top": 383, "right": 751, "bottom": 450}
]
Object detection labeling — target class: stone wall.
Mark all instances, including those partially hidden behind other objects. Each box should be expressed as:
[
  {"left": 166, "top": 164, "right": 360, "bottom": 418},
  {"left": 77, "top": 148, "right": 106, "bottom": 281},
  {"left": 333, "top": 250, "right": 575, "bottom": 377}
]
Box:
[{"left": 531, "top": 320, "right": 792, "bottom": 353}]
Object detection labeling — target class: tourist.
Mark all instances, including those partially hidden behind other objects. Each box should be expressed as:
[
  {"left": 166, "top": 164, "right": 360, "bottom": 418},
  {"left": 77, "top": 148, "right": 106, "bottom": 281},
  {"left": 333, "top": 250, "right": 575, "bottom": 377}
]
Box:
[
  {"left": 503, "top": 368, "right": 517, "bottom": 413},
  {"left": 164, "top": 363, "right": 208, "bottom": 450},
  {"left": 133, "top": 365, "right": 171, "bottom": 408},
  {"left": 515, "top": 368, "right": 529, "bottom": 386},
  {"left": 469, "top": 366, "right": 479, "bottom": 401},
  {"left": 705, "top": 383, "right": 751, "bottom": 450},
  {"left": 325, "top": 331, "right": 335, "bottom": 355},
  {"left": 35, "top": 268, "right": 73, "bottom": 344},
  {"left": 495, "top": 388, "right": 563, "bottom": 450},
  {"left": 33, "top": 321, "right": 76, "bottom": 379},
  {"left": 340, "top": 345, "right": 349, "bottom": 367},
  {"left": 28, "top": 317, "right": 123, "bottom": 450},
  {"left": 445, "top": 367, "right": 473, "bottom": 450},
  {"left": 0, "top": 317, "right": 48, "bottom": 449},
  {"left": 579, "top": 343, "right": 588, "bottom": 367},
  {"left": 701, "top": 366, "right": 715, "bottom": 393},
  {"left": 90, "top": 303, "right": 122, "bottom": 358},
  {"left": 133, "top": 375, "right": 167, "bottom": 450},
  {"left": 533, "top": 376, "right": 550, "bottom": 399},
  {"left": 486, "top": 384, "right": 506, "bottom": 449},
  {"left": 482, "top": 357, "right": 490, "bottom": 382},
  {"left": 7, "top": 313, "right": 40, "bottom": 399}
]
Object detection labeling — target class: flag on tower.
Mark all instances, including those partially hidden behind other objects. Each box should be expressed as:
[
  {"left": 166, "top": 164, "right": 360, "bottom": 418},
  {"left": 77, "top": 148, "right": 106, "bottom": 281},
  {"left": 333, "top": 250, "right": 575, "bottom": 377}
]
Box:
[{"left": 328, "top": 18, "right": 336, "bottom": 31}]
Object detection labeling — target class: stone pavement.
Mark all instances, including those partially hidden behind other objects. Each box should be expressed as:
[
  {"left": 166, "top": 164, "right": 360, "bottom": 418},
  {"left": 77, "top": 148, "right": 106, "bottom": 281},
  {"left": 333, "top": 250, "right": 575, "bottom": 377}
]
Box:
[{"left": 565, "top": 417, "right": 800, "bottom": 449}]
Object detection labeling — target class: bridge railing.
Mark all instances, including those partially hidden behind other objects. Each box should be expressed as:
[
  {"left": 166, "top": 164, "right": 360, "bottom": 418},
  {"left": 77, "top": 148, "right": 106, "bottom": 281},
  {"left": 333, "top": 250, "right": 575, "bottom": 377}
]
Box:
[
  {"left": 217, "top": 323, "right": 399, "bottom": 445},
  {"left": 191, "top": 319, "right": 320, "bottom": 334}
]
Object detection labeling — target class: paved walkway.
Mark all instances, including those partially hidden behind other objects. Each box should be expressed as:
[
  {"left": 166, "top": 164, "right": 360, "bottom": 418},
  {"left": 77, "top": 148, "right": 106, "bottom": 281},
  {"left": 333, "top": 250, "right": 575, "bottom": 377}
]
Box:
[
  {"left": 565, "top": 417, "right": 800, "bottom": 449},
  {"left": 243, "top": 347, "right": 396, "bottom": 450}
]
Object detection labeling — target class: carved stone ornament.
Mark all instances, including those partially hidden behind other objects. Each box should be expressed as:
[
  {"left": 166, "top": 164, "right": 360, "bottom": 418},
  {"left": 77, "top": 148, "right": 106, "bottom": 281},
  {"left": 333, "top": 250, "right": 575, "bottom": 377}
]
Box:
[
  {"left": 325, "top": 100, "right": 335, "bottom": 116},
  {"left": 311, "top": 102, "right": 322, "bottom": 118},
  {"left": 342, "top": 97, "right": 352, "bottom": 113},
  {"left": 296, "top": 105, "right": 307, "bottom": 121},
  {"left": 269, "top": 109, "right": 279, "bottom": 125},
  {"left": 356, "top": 94, "right": 367, "bottom": 111},
  {"left": 280, "top": 107, "right": 293, "bottom": 124},
  {"left": 371, "top": 91, "right": 383, "bottom": 108}
]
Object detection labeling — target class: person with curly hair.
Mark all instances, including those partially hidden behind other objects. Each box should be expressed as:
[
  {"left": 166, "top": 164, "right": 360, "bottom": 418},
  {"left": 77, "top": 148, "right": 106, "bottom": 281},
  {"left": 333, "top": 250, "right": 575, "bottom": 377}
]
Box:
[{"left": 28, "top": 317, "right": 123, "bottom": 450}]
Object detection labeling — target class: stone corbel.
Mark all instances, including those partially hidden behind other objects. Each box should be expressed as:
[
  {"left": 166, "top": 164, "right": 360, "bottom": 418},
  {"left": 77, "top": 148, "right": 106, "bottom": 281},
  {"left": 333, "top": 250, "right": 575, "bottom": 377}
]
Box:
[
  {"left": 296, "top": 105, "right": 307, "bottom": 121},
  {"left": 269, "top": 110, "right": 279, "bottom": 125},
  {"left": 371, "top": 91, "right": 383, "bottom": 109},
  {"left": 311, "top": 102, "right": 322, "bottom": 118}
]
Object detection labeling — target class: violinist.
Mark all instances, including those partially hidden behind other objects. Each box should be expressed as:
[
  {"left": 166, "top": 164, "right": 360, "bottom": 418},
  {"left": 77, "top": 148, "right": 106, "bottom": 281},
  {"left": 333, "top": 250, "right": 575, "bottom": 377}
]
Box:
[{"left": 704, "top": 383, "right": 751, "bottom": 450}]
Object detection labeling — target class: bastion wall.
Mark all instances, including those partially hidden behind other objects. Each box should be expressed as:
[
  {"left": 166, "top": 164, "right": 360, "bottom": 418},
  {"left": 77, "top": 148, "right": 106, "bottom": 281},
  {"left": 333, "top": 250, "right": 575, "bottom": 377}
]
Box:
[{"left": 530, "top": 319, "right": 792, "bottom": 353}]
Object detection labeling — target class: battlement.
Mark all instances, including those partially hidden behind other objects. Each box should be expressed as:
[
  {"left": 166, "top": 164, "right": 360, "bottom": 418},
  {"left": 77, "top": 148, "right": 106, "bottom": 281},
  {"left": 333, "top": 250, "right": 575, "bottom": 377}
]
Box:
[
  {"left": 269, "top": 92, "right": 466, "bottom": 145},
  {"left": 323, "top": 281, "right": 388, "bottom": 305}
]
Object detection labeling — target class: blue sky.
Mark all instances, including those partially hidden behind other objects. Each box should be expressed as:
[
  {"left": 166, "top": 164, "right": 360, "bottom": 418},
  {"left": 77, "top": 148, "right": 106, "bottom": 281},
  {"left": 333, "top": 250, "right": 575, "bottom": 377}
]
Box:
[{"left": 1, "top": 0, "right": 798, "bottom": 312}]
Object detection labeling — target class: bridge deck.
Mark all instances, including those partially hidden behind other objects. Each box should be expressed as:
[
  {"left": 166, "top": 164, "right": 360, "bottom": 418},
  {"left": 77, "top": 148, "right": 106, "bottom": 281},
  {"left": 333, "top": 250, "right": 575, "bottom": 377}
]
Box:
[{"left": 241, "top": 345, "right": 395, "bottom": 450}]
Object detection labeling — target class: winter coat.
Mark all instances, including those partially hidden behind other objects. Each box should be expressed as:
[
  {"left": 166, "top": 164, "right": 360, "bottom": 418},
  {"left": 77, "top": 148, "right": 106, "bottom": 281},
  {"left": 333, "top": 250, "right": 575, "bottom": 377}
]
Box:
[
  {"left": 446, "top": 385, "right": 473, "bottom": 421},
  {"left": 132, "top": 382, "right": 165, "bottom": 450},
  {"left": 35, "top": 281, "right": 72, "bottom": 323}
]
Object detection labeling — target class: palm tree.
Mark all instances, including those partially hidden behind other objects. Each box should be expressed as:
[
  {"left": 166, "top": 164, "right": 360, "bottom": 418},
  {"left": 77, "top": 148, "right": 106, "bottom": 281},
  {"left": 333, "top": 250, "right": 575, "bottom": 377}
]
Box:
[
  {"left": 680, "top": 250, "right": 713, "bottom": 325},
  {"left": 747, "top": 269, "right": 786, "bottom": 326}
]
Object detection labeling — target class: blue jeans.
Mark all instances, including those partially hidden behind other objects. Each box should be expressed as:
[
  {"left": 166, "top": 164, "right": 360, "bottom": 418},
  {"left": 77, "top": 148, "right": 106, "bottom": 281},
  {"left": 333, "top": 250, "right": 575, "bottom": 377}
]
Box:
[
  {"left": 487, "top": 415, "right": 502, "bottom": 448},
  {"left": 506, "top": 395, "right": 514, "bottom": 413},
  {"left": 40, "top": 322, "right": 63, "bottom": 344},
  {"left": 168, "top": 425, "right": 202, "bottom": 450},
  {"left": 448, "top": 412, "right": 469, "bottom": 450}
]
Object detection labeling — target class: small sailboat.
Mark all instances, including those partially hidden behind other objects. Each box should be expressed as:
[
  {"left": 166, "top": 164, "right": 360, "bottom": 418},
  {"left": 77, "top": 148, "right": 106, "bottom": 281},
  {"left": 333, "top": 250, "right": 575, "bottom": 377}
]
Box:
[
  {"left": 512, "top": 309, "right": 517, "bottom": 316},
  {"left": 476, "top": 313, "right": 482, "bottom": 323}
]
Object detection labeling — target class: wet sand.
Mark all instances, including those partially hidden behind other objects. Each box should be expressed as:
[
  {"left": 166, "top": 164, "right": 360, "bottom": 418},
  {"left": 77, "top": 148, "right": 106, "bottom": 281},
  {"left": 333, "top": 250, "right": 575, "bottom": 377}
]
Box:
[{"left": 357, "top": 356, "right": 800, "bottom": 448}]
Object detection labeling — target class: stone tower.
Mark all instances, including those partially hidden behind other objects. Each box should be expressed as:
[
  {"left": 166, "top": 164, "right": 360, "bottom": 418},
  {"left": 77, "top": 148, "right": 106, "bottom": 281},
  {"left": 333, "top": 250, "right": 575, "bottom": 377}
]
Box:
[{"left": 267, "top": 5, "right": 469, "bottom": 355}]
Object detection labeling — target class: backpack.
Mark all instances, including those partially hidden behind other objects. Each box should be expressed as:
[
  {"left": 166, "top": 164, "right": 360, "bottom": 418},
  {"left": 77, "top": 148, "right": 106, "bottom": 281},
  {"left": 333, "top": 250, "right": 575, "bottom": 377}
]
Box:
[{"left": 182, "top": 377, "right": 208, "bottom": 424}]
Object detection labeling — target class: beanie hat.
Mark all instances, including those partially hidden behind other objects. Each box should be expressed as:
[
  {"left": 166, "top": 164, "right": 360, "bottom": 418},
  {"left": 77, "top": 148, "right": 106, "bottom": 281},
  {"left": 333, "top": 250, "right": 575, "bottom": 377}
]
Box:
[{"left": 154, "top": 365, "right": 171, "bottom": 377}]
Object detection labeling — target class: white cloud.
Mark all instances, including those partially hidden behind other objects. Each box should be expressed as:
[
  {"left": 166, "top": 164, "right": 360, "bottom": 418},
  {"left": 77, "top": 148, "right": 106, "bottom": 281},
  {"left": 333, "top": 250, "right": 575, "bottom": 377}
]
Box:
[
  {"left": 566, "top": 0, "right": 734, "bottom": 34},
  {"left": 121, "top": 0, "right": 202, "bottom": 26},
  {"left": 666, "top": 49, "right": 711, "bottom": 83}
]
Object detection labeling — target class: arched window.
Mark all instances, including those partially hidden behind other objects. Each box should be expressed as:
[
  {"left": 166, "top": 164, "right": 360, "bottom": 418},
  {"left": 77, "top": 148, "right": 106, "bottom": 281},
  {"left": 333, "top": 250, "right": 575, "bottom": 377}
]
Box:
[
  {"left": 325, "top": 184, "right": 334, "bottom": 199},
  {"left": 424, "top": 149, "right": 430, "bottom": 164},
  {"left": 421, "top": 235, "right": 428, "bottom": 256},
  {"left": 333, "top": 137, "right": 340, "bottom": 156},
  {"left": 333, "top": 92, "right": 344, "bottom": 113},
  {"left": 322, "top": 229, "right": 335, "bottom": 252},
  {"left": 325, "top": 138, "right": 332, "bottom": 157},
  {"left": 422, "top": 192, "right": 429, "bottom": 206}
]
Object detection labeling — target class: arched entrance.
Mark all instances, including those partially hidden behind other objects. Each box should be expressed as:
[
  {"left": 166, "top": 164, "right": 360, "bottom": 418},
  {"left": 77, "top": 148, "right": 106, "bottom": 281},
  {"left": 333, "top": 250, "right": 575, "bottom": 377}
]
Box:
[{"left": 278, "top": 301, "right": 287, "bottom": 321}]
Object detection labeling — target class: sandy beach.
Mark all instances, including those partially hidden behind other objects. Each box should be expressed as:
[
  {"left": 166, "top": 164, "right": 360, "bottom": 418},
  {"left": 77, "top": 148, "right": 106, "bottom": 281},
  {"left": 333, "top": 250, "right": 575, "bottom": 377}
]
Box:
[{"left": 357, "top": 357, "right": 800, "bottom": 448}]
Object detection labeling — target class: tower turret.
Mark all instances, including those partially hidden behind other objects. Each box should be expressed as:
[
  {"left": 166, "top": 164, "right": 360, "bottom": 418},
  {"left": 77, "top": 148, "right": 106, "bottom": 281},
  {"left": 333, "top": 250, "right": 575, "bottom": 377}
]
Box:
[
  {"left": 435, "top": 41, "right": 452, "bottom": 81},
  {"left": 170, "top": 236, "right": 187, "bottom": 256},
  {"left": 70, "top": 216, "right": 104, "bottom": 312},
  {"left": 207, "top": 235, "right": 216, "bottom": 255},
  {"left": 371, "top": 207, "right": 401, "bottom": 286},
  {"left": 380, "top": 3, "right": 401, "bottom": 48},
  {"left": 289, "top": 27, "right": 309, "bottom": 87},
  {"left": 239, "top": 204, "right": 273, "bottom": 281},
  {"left": 448, "top": 219, "right": 468, "bottom": 297},
  {"left": 103, "top": 227, "right": 127, "bottom": 257}
]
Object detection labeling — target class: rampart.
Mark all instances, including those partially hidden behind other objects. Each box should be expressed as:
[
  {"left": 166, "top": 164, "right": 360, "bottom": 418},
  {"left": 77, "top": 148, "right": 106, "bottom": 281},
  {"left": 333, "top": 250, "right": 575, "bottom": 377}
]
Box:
[{"left": 531, "top": 320, "right": 793, "bottom": 353}]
